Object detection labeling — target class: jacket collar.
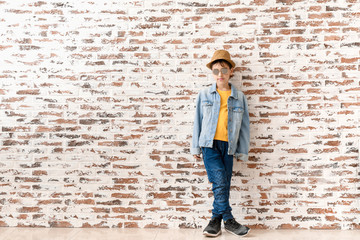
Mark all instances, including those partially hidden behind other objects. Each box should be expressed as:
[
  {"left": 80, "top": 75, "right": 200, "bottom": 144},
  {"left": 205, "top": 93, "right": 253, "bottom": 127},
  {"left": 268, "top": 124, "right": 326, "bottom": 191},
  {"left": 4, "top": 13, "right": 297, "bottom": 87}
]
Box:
[{"left": 210, "top": 82, "right": 238, "bottom": 99}]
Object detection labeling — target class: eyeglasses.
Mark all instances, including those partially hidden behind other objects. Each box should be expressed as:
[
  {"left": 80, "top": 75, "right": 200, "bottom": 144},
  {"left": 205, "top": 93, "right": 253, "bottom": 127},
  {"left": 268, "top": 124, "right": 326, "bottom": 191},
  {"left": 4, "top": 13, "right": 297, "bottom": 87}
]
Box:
[{"left": 212, "top": 68, "right": 229, "bottom": 75}]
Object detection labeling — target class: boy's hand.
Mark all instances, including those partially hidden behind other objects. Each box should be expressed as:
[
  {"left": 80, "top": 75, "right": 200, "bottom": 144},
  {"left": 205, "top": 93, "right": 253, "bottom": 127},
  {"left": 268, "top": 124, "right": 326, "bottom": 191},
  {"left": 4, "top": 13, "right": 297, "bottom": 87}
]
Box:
[
  {"left": 193, "top": 154, "right": 202, "bottom": 160},
  {"left": 235, "top": 156, "right": 245, "bottom": 162}
]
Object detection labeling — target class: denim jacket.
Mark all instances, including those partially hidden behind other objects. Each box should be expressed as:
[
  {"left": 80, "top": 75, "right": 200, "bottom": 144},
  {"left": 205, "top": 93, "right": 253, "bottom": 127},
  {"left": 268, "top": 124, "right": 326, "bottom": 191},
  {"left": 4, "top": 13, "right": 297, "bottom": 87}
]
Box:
[{"left": 191, "top": 83, "right": 250, "bottom": 161}]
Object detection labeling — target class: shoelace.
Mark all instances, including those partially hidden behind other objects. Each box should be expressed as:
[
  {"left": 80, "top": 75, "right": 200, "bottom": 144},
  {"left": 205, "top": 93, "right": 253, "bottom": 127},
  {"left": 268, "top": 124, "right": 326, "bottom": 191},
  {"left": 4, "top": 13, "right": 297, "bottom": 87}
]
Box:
[
  {"left": 226, "top": 219, "right": 241, "bottom": 228},
  {"left": 209, "top": 218, "right": 221, "bottom": 227}
]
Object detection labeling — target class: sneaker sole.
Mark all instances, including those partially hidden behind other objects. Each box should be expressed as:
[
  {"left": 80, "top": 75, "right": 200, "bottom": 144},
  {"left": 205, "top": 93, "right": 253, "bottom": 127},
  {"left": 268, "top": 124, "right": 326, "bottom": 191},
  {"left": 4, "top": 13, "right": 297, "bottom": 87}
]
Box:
[
  {"left": 203, "top": 230, "right": 222, "bottom": 237},
  {"left": 225, "top": 228, "right": 250, "bottom": 237}
]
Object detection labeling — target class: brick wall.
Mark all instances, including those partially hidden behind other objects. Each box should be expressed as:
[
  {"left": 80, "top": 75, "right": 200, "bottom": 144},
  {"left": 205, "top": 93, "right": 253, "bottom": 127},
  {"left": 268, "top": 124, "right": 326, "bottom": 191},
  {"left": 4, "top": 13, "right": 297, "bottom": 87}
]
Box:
[{"left": 0, "top": 0, "right": 359, "bottom": 230}]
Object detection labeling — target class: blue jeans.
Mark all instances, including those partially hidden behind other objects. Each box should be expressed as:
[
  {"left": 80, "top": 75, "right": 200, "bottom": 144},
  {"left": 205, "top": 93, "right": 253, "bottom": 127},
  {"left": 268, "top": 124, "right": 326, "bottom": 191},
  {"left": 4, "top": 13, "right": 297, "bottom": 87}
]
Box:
[{"left": 201, "top": 140, "right": 234, "bottom": 221}]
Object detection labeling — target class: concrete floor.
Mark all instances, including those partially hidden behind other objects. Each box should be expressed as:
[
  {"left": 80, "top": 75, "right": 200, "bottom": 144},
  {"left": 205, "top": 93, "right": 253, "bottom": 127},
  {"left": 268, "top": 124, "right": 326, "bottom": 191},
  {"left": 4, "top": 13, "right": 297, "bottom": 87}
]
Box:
[{"left": 0, "top": 227, "right": 359, "bottom": 240}]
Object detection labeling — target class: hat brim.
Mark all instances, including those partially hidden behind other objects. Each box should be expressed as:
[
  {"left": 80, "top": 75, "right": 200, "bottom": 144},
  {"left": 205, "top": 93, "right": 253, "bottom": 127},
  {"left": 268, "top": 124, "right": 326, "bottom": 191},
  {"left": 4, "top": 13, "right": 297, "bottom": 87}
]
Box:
[{"left": 206, "top": 59, "right": 235, "bottom": 69}]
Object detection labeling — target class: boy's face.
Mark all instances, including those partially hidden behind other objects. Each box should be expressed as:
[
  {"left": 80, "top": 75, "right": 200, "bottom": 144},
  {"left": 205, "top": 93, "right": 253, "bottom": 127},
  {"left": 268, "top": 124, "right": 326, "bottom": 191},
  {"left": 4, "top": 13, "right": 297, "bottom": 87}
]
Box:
[{"left": 211, "top": 62, "right": 233, "bottom": 87}]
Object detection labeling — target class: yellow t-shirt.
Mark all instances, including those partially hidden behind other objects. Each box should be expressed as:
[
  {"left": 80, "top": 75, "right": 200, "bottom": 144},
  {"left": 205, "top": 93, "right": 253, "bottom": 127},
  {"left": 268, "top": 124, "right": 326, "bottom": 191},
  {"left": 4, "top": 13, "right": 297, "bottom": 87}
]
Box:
[{"left": 214, "top": 89, "right": 231, "bottom": 142}]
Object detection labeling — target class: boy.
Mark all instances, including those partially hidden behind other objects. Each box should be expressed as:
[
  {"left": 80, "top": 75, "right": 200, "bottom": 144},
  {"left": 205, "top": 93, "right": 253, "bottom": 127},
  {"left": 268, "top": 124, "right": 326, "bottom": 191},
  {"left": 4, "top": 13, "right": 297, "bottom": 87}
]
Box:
[{"left": 191, "top": 50, "right": 250, "bottom": 237}]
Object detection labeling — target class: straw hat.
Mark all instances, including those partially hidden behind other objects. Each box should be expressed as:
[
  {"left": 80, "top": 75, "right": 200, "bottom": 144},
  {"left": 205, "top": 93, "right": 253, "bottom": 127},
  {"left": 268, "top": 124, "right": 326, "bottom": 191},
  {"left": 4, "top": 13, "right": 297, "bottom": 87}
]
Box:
[{"left": 206, "top": 50, "right": 236, "bottom": 69}]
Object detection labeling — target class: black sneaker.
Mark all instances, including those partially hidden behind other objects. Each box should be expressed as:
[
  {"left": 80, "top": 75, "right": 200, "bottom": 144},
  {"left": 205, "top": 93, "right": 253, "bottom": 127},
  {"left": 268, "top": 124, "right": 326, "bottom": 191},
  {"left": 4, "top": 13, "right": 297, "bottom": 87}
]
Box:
[
  {"left": 224, "top": 218, "right": 250, "bottom": 237},
  {"left": 203, "top": 217, "right": 222, "bottom": 237}
]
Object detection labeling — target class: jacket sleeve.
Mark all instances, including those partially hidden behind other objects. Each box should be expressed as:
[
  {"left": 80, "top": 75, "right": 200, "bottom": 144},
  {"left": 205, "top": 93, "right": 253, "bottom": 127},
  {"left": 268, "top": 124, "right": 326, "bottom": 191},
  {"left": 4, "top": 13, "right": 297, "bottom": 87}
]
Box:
[
  {"left": 190, "top": 92, "right": 202, "bottom": 155},
  {"left": 235, "top": 94, "right": 250, "bottom": 161}
]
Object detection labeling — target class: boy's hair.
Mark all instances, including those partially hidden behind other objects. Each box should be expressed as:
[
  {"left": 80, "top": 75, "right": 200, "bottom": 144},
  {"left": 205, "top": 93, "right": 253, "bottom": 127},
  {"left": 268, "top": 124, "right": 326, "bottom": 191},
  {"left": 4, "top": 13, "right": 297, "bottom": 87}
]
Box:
[{"left": 210, "top": 59, "right": 235, "bottom": 79}]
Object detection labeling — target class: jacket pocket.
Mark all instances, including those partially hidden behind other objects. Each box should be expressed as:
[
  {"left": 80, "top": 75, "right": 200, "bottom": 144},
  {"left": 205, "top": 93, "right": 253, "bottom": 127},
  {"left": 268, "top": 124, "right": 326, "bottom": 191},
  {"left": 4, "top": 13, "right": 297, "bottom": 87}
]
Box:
[
  {"left": 202, "top": 101, "right": 213, "bottom": 115},
  {"left": 232, "top": 107, "right": 243, "bottom": 112},
  {"left": 231, "top": 107, "right": 244, "bottom": 123},
  {"left": 202, "top": 100, "right": 213, "bottom": 107},
  {"left": 201, "top": 101, "right": 213, "bottom": 127}
]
